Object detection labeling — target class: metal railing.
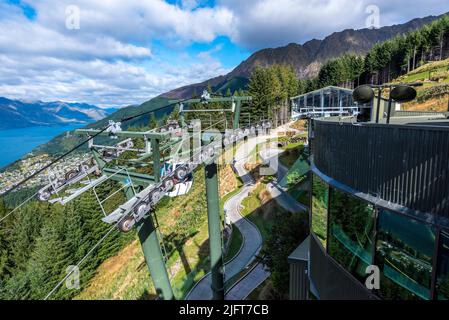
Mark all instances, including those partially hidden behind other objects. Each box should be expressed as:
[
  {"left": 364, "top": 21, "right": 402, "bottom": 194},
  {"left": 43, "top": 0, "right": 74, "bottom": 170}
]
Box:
[
  {"left": 392, "top": 110, "right": 446, "bottom": 117},
  {"left": 291, "top": 106, "right": 361, "bottom": 119}
]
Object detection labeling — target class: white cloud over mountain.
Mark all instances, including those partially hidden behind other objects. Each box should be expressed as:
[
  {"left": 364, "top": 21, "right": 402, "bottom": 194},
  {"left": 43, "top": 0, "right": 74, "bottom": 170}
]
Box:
[
  {"left": 219, "top": 0, "right": 449, "bottom": 49},
  {"left": 0, "top": 0, "right": 448, "bottom": 107}
]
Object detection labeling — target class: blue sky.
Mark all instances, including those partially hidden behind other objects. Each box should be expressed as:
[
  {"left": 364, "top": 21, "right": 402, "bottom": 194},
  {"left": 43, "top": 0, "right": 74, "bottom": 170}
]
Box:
[
  {"left": 0, "top": 0, "right": 448, "bottom": 107},
  {"left": 5, "top": 0, "right": 36, "bottom": 19}
]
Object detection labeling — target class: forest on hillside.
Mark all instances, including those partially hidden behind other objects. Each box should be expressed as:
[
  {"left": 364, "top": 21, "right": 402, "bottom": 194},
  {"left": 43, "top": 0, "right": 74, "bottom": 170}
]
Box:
[
  {"left": 0, "top": 183, "right": 133, "bottom": 300},
  {"left": 299, "top": 15, "right": 449, "bottom": 92}
]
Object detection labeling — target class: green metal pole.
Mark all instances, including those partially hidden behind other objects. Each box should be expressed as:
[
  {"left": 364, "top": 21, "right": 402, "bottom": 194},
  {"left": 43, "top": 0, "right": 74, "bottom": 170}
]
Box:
[
  {"left": 386, "top": 90, "right": 393, "bottom": 124},
  {"left": 179, "top": 103, "right": 186, "bottom": 127},
  {"left": 204, "top": 162, "right": 225, "bottom": 300},
  {"left": 124, "top": 186, "right": 174, "bottom": 300},
  {"left": 233, "top": 100, "right": 242, "bottom": 130},
  {"left": 151, "top": 138, "right": 161, "bottom": 183},
  {"left": 91, "top": 147, "right": 106, "bottom": 170},
  {"left": 375, "top": 88, "right": 382, "bottom": 123},
  {"left": 136, "top": 215, "right": 174, "bottom": 300}
]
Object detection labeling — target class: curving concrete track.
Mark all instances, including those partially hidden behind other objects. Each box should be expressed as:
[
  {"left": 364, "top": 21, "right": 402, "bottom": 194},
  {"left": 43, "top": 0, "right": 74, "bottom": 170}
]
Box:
[
  {"left": 225, "top": 262, "right": 270, "bottom": 300},
  {"left": 186, "top": 125, "right": 294, "bottom": 300},
  {"left": 185, "top": 135, "right": 267, "bottom": 300}
]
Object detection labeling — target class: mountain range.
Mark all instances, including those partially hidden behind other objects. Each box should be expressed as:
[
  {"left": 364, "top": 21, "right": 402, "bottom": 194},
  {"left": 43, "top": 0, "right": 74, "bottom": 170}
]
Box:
[
  {"left": 162, "top": 13, "right": 447, "bottom": 99},
  {"left": 0, "top": 97, "right": 116, "bottom": 130},
  {"left": 5, "top": 12, "right": 448, "bottom": 157}
]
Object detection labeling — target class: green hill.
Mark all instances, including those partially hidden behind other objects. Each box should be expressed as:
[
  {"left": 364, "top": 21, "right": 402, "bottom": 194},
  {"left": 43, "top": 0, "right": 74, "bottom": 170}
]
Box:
[
  {"left": 215, "top": 77, "right": 249, "bottom": 95},
  {"left": 392, "top": 58, "right": 449, "bottom": 112}
]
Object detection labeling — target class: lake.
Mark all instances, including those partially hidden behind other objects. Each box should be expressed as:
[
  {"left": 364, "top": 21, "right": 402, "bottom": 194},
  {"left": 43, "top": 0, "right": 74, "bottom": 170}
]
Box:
[{"left": 0, "top": 124, "right": 84, "bottom": 168}]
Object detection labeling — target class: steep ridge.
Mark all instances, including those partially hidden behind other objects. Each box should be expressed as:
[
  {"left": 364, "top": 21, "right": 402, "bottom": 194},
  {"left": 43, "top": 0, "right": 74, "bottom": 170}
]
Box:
[
  {"left": 162, "top": 13, "right": 447, "bottom": 99},
  {"left": 0, "top": 97, "right": 115, "bottom": 130}
]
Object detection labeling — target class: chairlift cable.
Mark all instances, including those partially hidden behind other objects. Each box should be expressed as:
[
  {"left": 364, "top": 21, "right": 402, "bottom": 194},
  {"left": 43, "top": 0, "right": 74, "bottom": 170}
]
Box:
[
  {"left": 43, "top": 223, "right": 118, "bottom": 300},
  {"left": 0, "top": 190, "right": 40, "bottom": 224},
  {"left": 2, "top": 95, "right": 200, "bottom": 199},
  {"left": 6, "top": 90, "right": 258, "bottom": 300},
  {"left": 0, "top": 95, "right": 205, "bottom": 225}
]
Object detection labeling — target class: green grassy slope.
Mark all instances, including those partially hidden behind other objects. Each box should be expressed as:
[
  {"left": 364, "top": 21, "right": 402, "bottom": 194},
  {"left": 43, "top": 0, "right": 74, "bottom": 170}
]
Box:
[
  {"left": 215, "top": 77, "right": 249, "bottom": 95},
  {"left": 392, "top": 58, "right": 449, "bottom": 112}
]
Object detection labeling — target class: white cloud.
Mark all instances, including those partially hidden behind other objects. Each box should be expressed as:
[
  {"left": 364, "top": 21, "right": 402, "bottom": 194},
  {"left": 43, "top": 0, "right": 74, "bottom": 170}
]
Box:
[
  {"left": 0, "top": 0, "right": 448, "bottom": 108},
  {"left": 197, "top": 43, "right": 224, "bottom": 60},
  {"left": 217, "top": 0, "right": 449, "bottom": 49},
  {"left": 0, "top": 53, "right": 229, "bottom": 107},
  {"left": 26, "top": 0, "right": 235, "bottom": 44},
  {"left": 180, "top": 0, "right": 200, "bottom": 11},
  {"left": 0, "top": 17, "right": 152, "bottom": 60},
  {"left": 0, "top": 0, "right": 232, "bottom": 107}
]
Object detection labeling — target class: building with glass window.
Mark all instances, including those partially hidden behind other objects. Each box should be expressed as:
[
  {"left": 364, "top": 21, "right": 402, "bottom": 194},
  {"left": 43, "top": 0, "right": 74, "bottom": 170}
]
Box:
[
  {"left": 290, "top": 86, "right": 373, "bottom": 121},
  {"left": 289, "top": 112, "right": 449, "bottom": 300}
]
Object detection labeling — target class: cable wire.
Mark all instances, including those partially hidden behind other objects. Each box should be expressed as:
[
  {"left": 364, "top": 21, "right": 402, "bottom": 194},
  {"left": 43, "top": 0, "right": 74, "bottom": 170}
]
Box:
[
  {"left": 0, "top": 190, "right": 40, "bottom": 224},
  {"left": 43, "top": 224, "right": 118, "bottom": 300},
  {"left": 6, "top": 93, "right": 252, "bottom": 300},
  {"left": 3, "top": 95, "right": 200, "bottom": 198}
]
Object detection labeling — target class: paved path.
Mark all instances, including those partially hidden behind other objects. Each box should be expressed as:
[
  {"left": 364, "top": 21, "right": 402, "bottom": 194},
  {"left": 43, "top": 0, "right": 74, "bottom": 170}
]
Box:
[
  {"left": 266, "top": 182, "right": 308, "bottom": 214},
  {"left": 262, "top": 124, "right": 309, "bottom": 214},
  {"left": 225, "top": 262, "right": 270, "bottom": 300},
  {"left": 259, "top": 148, "right": 288, "bottom": 181},
  {"left": 186, "top": 125, "right": 294, "bottom": 300}
]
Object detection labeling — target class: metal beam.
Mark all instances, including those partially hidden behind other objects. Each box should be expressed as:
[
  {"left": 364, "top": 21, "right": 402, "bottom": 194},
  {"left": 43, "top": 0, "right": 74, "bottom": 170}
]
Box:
[
  {"left": 121, "top": 186, "right": 174, "bottom": 300},
  {"left": 91, "top": 147, "right": 107, "bottom": 170},
  {"left": 152, "top": 138, "right": 161, "bottom": 183},
  {"left": 233, "top": 100, "right": 242, "bottom": 130},
  {"left": 170, "top": 96, "right": 252, "bottom": 105},
  {"left": 134, "top": 206, "right": 174, "bottom": 300},
  {"left": 76, "top": 128, "right": 170, "bottom": 140},
  {"left": 103, "top": 168, "right": 155, "bottom": 187},
  {"left": 204, "top": 162, "right": 224, "bottom": 300},
  {"left": 51, "top": 174, "right": 109, "bottom": 205}
]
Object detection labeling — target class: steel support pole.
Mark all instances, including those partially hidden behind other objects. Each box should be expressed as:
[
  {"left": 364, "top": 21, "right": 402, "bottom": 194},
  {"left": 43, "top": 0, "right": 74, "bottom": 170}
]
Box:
[
  {"left": 151, "top": 138, "right": 161, "bottom": 183},
  {"left": 179, "top": 103, "right": 186, "bottom": 127},
  {"left": 90, "top": 147, "right": 107, "bottom": 170},
  {"left": 204, "top": 162, "right": 225, "bottom": 300},
  {"left": 386, "top": 93, "right": 393, "bottom": 124},
  {"left": 375, "top": 88, "right": 382, "bottom": 123},
  {"left": 124, "top": 184, "right": 173, "bottom": 301},
  {"left": 137, "top": 215, "right": 174, "bottom": 300},
  {"left": 233, "top": 100, "right": 242, "bottom": 130}
]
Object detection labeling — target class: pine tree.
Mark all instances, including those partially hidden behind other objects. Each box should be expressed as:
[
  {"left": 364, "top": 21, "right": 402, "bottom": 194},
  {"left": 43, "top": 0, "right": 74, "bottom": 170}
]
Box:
[
  {"left": 168, "top": 105, "right": 180, "bottom": 121},
  {"left": 261, "top": 212, "right": 307, "bottom": 296},
  {"left": 25, "top": 211, "right": 71, "bottom": 300},
  {"left": 0, "top": 199, "right": 10, "bottom": 278},
  {"left": 8, "top": 202, "right": 45, "bottom": 271},
  {"left": 149, "top": 113, "right": 158, "bottom": 129}
]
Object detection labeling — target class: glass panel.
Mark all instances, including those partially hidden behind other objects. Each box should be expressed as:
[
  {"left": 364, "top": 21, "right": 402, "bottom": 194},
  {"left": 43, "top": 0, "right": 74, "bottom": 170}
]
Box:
[
  {"left": 311, "top": 174, "right": 328, "bottom": 246},
  {"left": 436, "top": 231, "right": 449, "bottom": 300},
  {"left": 375, "top": 209, "right": 435, "bottom": 300},
  {"left": 328, "top": 188, "right": 374, "bottom": 282}
]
